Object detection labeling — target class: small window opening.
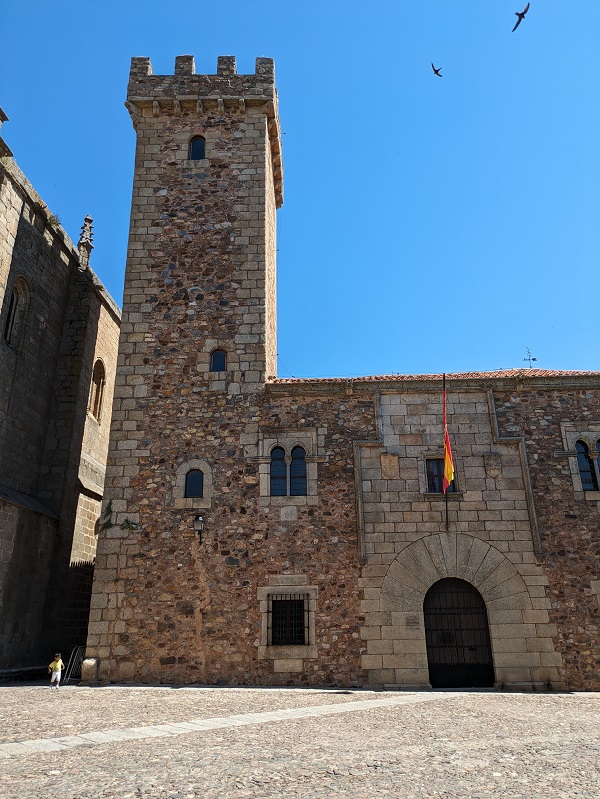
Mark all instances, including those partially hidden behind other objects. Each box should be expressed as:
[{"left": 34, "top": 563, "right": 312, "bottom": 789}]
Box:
[
  {"left": 89, "top": 360, "right": 106, "bottom": 421},
  {"left": 290, "top": 446, "right": 307, "bottom": 496},
  {"left": 270, "top": 447, "right": 287, "bottom": 496},
  {"left": 189, "top": 136, "right": 206, "bottom": 160},
  {"left": 185, "top": 469, "right": 204, "bottom": 498},
  {"left": 210, "top": 349, "right": 226, "bottom": 372},
  {"left": 268, "top": 594, "right": 309, "bottom": 646},
  {"left": 426, "top": 458, "right": 455, "bottom": 493},
  {"left": 3, "top": 289, "right": 18, "bottom": 344},
  {"left": 576, "top": 440, "right": 599, "bottom": 491}
]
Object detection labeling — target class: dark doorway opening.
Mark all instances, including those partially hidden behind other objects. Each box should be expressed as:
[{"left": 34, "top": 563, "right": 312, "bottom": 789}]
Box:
[{"left": 424, "top": 578, "right": 495, "bottom": 688}]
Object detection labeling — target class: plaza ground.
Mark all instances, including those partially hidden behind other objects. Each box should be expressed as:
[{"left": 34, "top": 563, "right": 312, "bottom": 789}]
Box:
[{"left": 0, "top": 684, "right": 598, "bottom": 798}]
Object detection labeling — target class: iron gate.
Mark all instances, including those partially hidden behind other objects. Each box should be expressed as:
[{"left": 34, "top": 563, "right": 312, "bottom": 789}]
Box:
[{"left": 424, "top": 578, "right": 495, "bottom": 688}]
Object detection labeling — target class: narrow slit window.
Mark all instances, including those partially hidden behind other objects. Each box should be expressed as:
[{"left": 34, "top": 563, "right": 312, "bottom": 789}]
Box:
[
  {"left": 210, "top": 349, "right": 226, "bottom": 372},
  {"left": 576, "top": 441, "right": 598, "bottom": 491},
  {"left": 89, "top": 360, "right": 106, "bottom": 421},
  {"left": 426, "top": 458, "right": 455, "bottom": 493},
  {"left": 185, "top": 469, "right": 204, "bottom": 498},
  {"left": 189, "top": 136, "right": 206, "bottom": 160},
  {"left": 290, "top": 446, "right": 307, "bottom": 496},
  {"left": 270, "top": 447, "right": 287, "bottom": 496},
  {"left": 3, "top": 289, "right": 18, "bottom": 344}
]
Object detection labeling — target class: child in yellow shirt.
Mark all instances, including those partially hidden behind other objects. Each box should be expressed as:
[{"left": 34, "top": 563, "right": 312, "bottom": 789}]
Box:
[{"left": 48, "top": 653, "right": 64, "bottom": 689}]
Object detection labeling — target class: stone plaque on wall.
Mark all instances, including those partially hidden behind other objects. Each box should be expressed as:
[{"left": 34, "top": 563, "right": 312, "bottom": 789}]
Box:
[
  {"left": 484, "top": 452, "right": 502, "bottom": 478},
  {"left": 381, "top": 453, "right": 400, "bottom": 479}
]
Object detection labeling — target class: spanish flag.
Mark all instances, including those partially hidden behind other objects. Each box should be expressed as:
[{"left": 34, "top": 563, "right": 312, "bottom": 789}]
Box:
[{"left": 443, "top": 375, "right": 454, "bottom": 493}]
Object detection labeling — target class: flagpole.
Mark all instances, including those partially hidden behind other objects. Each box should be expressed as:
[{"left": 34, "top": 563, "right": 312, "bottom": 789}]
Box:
[{"left": 443, "top": 373, "right": 449, "bottom": 531}]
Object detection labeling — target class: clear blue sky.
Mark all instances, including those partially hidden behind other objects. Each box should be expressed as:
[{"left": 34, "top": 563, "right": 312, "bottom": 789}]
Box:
[{"left": 2, "top": 1, "right": 599, "bottom": 377}]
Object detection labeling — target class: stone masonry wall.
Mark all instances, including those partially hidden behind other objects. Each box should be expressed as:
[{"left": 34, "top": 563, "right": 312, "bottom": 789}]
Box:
[{"left": 494, "top": 385, "right": 600, "bottom": 690}]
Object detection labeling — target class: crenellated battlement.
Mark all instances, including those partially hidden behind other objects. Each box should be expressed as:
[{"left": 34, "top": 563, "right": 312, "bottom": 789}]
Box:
[
  {"left": 125, "top": 53, "right": 282, "bottom": 207},
  {"left": 128, "top": 54, "right": 276, "bottom": 98}
]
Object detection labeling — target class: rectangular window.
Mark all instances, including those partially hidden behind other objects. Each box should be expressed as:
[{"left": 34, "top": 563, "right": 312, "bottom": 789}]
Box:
[
  {"left": 268, "top": 594, "right": 309, "bottom": 646},
  {"left": 426, "top": 458, "right": 455, "bottom": 493}
]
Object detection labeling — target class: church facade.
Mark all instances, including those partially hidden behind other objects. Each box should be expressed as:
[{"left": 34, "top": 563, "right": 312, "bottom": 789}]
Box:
[
  {"left": 0, "top": 111, "right": 120, "bottom": 674},
  {"left": 84, "top": 55, "right": 599, "bottom": 690}
]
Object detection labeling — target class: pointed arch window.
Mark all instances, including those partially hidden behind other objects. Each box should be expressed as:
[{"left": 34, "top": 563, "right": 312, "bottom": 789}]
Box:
[
  {"left": 210, "top": 349, "right": 227, "bottom": 372},
  {"left": 290, "top": 446, "right": 307, "bottom": 496},
  {"left": 3, "top": 278, "right": 29, "bottom": 348},
  {"left": 185, "top": 469, "right": 204, "bottom": 498},
  {"left": 189, "top": 136, "right": 206, "bottom": 160},
  {"left": 89, "top": 360, "right": 106, "bottom": 422},
  {"left": 270, "top": 447, "right": 287, "bottom": 496},
  {"left": 576, "top": 440, "right": 599, "bottom": 491}
]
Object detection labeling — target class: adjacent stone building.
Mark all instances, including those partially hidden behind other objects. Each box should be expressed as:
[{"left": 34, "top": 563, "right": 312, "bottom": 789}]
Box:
[
  {"left": 84, "top": 55, "right": 599, "bottom": 690},
  {"left": 0, "top": 111, "right": 120, "bottom": 675}
]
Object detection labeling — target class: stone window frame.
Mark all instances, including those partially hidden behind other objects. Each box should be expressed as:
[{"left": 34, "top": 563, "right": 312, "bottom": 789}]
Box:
[
  {"left": 188, "top": 135, "right": 206, "bottom": 161},
  {"left": 174, "top": 458, "right": 214, "bottom": 509},
  {"left": 195, "top": 340, "right": 238, "bottom": 392},
  {"left": 420, "top": 448, "right": 462, "bottom": 499},
  {"left": 257, "top": 575, "right": 318, "bottom": 671},
  {"left": 560, "top": 422, "right": 600, "bottom": 501},
  {"left": 256, "top": 428, "right": 321, "bottom": 507},
  {"left": 88, "top": 358, "right": 106, "bottom": 423},
  {"left": 2, "top": 274, "right": 31, "bottom": 350}
]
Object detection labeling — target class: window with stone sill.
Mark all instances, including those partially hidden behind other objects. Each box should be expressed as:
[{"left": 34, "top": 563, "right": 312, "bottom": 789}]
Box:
[
  {"left": 257, "top": 577, "right": 318, "bottom": 670},
  {"left": 257, "top": 430, "right": 321, "bottom": 506},
  {"left": 175, "top": 459, "right": 213, "bottom": 509}
]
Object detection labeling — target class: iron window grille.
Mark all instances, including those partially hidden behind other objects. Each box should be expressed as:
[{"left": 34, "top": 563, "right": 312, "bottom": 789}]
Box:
[
  {"left": 268, "top": 594, "right": 309, "bottom": 646},
  {"left": 426, "top": 458, "right": 455, "bottom": 493}
]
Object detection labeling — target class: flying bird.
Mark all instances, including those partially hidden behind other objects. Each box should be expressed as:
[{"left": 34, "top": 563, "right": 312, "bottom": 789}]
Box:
[
  {"left": 512, "top": 2, "right": 530, "bottom": 32},
  {"left": 431, "top": 63, "right": 442, "bottom": 77}
]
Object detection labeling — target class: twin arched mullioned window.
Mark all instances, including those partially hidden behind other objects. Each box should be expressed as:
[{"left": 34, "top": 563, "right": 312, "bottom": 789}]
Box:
[
  {"left": 576, "top": 440, "right": 600, "bottom": 491},
  {"left": 189, "top": 136, "right": 206, "bottom": 160},
  {"left": 270, "top": 446, "right": 307, "bottom": 497},
  {"left": 89, "top": 359, "right": 106, "bottom": 422},
  {"left": 185, "top": 469, "right": 204, "bottom": 498}
]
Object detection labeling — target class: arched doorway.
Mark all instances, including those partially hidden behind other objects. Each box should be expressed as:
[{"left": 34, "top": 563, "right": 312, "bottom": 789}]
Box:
[{"left": 424, "top": 578, "right": 495, "bottom": 688}]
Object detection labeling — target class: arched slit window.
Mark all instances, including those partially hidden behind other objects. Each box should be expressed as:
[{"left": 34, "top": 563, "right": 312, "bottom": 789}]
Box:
[
  {"left": 3, "top": 288, "right": 18, "bottom": 344},
  {"left": 185, "top": 469, "right": 204, "bottom": 498},
  {"left": 210, "top": 349, "right": 227, "bottom": 372},
  {"left": 189, "top": 136, "right": 206, "bottom": 160},
  {"left": 89, "top": 360, "right": 105, "bottom": 421},
  {"left": 270, "top": 447, "right": 287, "bottom": 496},
  {"left": 576, "top": 440, "right": 598, "bottom": 491},
  {"left": 290, "top": 446, "right": 307, "bottom": 496}
]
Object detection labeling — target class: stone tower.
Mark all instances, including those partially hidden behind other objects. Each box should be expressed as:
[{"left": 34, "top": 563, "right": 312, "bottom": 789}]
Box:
[{"left": 85, "top": 55, "right": 286, "bottom": 682}]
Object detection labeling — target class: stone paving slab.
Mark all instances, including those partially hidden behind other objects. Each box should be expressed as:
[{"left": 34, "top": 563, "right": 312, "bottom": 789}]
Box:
[{"left": 0, "top": 687, "right": 598, "bottom": 799}]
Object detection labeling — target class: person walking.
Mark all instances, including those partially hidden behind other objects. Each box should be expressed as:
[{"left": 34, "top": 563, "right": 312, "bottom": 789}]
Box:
[{"left": 48, "top": 653, "right": 64, "bottom": 689}]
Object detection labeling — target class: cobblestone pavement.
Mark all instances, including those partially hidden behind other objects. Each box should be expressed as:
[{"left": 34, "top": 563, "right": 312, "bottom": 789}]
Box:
[{"left": 0, "top": 685, "right": 598, "bottom": 799}]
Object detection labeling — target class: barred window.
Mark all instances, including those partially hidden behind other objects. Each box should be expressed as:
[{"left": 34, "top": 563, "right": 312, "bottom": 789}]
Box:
[
  {"left": 268, "top": 594, "right": 309, "bottom": 646},
  {"left": 185, "top": 469, "right": 204, "bottom": 498},
  {"left": 270, "top": 447, "right": 287, "bottom": 496},
  {"left": 189, "top": 136, "right": 206, "bottom": 160},
  {"left": 290, "top": 446, "right": 307, "bottom": 496},
  {"left": 426, "top": 458, "right": 455, "bottom": 493},
  {"left": 576, "top": 440, "right": 599, "bottom": 491}
]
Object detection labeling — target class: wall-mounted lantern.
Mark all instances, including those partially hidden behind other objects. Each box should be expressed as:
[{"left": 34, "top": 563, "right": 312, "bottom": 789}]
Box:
[{"left": 193, "top": 515, "right": 205, "bottom": 541}]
